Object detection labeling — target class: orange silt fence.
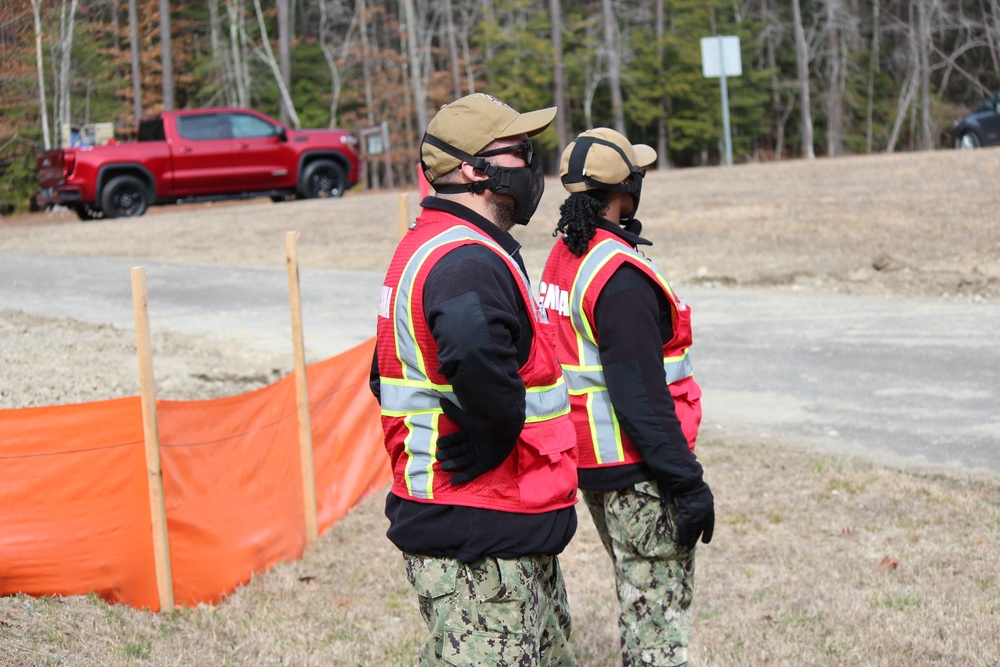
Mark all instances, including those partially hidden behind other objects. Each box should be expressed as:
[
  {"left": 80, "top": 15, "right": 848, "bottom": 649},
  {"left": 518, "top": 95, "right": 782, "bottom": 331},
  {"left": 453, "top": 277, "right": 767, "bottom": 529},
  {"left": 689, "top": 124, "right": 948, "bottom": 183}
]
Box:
[{"left": 0, "top": 337, "right": 389, "bottom": 611}]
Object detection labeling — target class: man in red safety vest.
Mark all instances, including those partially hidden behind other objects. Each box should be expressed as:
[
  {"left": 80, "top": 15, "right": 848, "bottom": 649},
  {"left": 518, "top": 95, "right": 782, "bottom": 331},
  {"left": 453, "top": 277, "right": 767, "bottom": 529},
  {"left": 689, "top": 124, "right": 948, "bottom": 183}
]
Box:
[
  {"left": 540, "top": 128, "right": 715, "bottom": 667},
  {"left": 370, "top": 93, "right": 579, "bottom": 666}
]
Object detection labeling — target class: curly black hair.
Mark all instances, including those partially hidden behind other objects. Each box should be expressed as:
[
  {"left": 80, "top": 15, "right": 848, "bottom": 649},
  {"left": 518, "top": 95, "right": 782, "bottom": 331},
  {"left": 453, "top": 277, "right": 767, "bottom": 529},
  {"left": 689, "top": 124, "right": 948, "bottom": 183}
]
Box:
[{"left": 554, "top": 191, "right": 608, "bottom": 257}]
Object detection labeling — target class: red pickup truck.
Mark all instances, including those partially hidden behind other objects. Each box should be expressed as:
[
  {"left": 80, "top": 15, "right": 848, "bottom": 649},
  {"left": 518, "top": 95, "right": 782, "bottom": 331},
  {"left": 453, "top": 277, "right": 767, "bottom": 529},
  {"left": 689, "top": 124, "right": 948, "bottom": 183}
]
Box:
[{"left": 36, "top": 107, "right": 361, "bottom": 220}]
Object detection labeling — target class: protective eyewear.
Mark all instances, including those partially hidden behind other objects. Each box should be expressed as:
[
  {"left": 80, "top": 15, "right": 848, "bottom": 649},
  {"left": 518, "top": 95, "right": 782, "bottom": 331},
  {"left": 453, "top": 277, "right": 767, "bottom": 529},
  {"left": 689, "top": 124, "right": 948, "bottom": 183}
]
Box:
[{"left": 476, "top": 140, "right": 534, "bottom": 164}]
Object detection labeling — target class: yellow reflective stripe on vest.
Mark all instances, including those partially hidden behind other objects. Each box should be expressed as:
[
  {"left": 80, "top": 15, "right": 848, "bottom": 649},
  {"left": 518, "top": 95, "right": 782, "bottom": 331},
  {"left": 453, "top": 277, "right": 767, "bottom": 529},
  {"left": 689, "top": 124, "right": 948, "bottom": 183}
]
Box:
[{"left": 566, "top": 239, "right": 693, "bottom": 465}]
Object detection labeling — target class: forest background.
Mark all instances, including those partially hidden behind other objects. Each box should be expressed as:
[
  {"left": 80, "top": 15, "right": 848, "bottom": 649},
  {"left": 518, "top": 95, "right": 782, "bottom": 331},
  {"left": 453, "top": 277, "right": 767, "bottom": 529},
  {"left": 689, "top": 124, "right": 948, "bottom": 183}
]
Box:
[{"left": 2, "top": 0, "right": 1000, "bottom": 215}]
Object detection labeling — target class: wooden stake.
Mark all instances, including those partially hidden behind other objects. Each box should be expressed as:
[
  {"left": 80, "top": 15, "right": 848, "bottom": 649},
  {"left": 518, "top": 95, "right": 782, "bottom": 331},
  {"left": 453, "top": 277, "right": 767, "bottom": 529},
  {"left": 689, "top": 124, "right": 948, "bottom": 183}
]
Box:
[
  {"left": 130, "top": 267, "right": 174, "bottom": 613},
  {"left": 399, "top": 193, "right": 409, "bottom": 238},
  {"left": 285, "top": 232, "right": 318, "bottom": 550}
]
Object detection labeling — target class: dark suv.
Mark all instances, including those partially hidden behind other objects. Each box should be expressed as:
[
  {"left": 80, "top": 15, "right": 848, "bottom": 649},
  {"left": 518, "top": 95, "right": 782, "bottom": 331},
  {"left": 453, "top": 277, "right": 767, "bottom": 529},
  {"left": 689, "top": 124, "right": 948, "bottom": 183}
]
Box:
[{"left": 952, "top": 91, "right": 1000, "bottom": 149}]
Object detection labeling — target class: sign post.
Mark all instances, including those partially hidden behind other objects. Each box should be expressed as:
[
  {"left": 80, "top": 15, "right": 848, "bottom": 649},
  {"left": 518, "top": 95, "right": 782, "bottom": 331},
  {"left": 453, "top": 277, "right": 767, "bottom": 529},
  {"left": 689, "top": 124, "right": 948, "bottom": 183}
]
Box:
[{"left": 700, "top": 35, "right": 742, "bottom": 166}]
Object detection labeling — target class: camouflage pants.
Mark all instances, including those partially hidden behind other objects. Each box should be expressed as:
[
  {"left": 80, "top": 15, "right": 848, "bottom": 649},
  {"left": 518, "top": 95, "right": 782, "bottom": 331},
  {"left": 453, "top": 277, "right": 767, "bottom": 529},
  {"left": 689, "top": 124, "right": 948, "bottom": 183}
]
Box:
[
  {"left": 582, "top": 480, "right": 696, "bottom": 667},
  {"left": 403, "top": 552, "right": 577, "bottom": 667}
]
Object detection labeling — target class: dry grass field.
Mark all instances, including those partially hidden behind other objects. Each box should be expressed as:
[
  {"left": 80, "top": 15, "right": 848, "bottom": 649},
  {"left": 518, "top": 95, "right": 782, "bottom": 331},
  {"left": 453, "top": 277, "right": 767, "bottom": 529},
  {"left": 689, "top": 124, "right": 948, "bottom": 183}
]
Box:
[{"left": 1, "top": 148, "right": 999, "bottom": 665}]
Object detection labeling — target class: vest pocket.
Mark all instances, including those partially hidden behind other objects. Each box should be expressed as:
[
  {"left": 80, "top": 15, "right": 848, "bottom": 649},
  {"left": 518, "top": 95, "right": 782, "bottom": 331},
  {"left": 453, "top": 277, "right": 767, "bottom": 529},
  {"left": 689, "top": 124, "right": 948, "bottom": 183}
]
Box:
[{"left": 514, "top": 418, "right": 578, "bottom": 510}]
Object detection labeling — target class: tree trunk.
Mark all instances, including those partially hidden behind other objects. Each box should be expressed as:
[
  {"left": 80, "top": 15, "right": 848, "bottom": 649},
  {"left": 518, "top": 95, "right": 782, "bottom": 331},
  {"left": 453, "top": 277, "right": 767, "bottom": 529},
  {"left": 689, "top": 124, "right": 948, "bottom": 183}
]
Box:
[
  {"left": 278, "top": 0, "right": 291, "bottom": 125},
  {"left": 402, "top": 0, "right": 427, "bottom": 133},
  {"left": 656, "top": 0, "right": 667, "bottom": 167},
  {"left": 29, "top": 0, "right": 51, "bottom": 150},
  {"left": 158, "top": 0, "right": 174, "bottom": 110},
  {"left": 791, "top": 0, "right": 815, "bottom": 159},
  {"left": 443, "top": 0, "right": 463, "bottom": 98},
  {"left": 549, "top": 0, "right": 568, "bottom": 153},
  {"left": 866, "top": 0, "right": 880, "bottom": 154},
  {"left": 317, "top": 0, "right": 339, "bottom": 126},
  {"left": 128, "top": 0, "right": 142, "bottom": 126},
  {"left": 917, "top": 0, "right": 933, "bottom": 150},
  {"left": 825, "top": 0, "right": 843, "bottom": 156},
  {"left": 357, "top": 0, "right": 374, "bottom": 125},
  {"left": 886, "top": 68, "right": 919, "bottom": 152},
  {"left": 601, "top": 0, "right": 625, "bottom": 134},
  {"left": 252, "top": 0, "right": 299, "bottom": 127},
  {"left": 226, "top": 0, "right": 250, "bottom": 107},
  {"left": 57, "top": 0, "right": 81, "bottom": 146}
]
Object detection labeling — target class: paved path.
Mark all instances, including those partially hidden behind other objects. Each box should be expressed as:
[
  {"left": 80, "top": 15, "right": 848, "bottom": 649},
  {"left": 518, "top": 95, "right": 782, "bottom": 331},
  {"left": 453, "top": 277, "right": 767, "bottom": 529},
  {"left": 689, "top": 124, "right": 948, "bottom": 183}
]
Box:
[{"left": 3, "top": 253, "right": 998, "bottom": 476}]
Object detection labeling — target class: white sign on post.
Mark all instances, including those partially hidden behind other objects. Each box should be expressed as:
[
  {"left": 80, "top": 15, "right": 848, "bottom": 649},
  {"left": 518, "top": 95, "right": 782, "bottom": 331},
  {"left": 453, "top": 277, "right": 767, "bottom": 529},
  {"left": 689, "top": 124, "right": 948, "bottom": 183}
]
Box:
[
  {"left": 700, "top": 35, "right": 742, "bottom": 166},
  {"left": 700, "top": 36, "right": 742, "bottom": 78}
]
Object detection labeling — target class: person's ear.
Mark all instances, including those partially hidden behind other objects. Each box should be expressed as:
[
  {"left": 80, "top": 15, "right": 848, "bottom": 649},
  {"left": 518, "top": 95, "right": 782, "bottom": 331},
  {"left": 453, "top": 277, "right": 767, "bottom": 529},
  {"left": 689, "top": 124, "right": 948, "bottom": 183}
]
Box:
[{"left": 460, "top": 161, "right": 486, "bottom": 182}]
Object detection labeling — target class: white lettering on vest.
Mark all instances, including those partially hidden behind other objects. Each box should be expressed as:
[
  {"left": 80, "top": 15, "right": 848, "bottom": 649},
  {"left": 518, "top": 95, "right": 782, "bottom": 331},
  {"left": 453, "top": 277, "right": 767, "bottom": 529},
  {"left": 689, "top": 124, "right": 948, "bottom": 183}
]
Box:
[
  {"left": 378, "top": 285, "right": 393, "bottom": 319},
  {"left": 538, "top": 280, "right": 570, "bottom": 318}
]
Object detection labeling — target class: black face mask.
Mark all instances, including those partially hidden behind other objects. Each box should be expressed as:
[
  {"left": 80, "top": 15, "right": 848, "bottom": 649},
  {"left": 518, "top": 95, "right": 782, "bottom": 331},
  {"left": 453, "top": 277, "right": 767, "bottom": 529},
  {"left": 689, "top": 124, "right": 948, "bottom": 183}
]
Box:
[{"left": 421, "top": 134, "right": 546, "bottom": 226}]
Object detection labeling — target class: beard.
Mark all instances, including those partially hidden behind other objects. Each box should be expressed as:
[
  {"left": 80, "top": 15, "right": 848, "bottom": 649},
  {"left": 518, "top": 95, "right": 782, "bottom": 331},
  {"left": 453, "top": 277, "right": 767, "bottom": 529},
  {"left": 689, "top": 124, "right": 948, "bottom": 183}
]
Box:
[{"left": 486, "top": 193, "right": 518, "bottom": 232}]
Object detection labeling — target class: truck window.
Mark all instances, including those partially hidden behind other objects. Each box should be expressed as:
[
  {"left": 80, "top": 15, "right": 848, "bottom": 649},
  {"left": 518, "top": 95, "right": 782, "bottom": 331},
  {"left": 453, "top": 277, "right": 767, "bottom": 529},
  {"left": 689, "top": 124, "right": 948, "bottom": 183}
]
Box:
[
  {"left": 138, "top": 118, "right": 165, "bottom": 142},
  {"left": 230, "top": 113, "right": 279, "bottom": 139},
  {"left": 177, "top": 114, "right": 230, "bottom": 141}
]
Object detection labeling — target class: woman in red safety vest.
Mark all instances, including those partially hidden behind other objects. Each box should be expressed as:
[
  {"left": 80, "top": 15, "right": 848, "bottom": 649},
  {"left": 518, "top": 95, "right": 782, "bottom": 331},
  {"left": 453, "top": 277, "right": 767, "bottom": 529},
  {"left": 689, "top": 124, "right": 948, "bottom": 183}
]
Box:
[{"left": 540, "top": 127, "right": 715, "bottom": 667}]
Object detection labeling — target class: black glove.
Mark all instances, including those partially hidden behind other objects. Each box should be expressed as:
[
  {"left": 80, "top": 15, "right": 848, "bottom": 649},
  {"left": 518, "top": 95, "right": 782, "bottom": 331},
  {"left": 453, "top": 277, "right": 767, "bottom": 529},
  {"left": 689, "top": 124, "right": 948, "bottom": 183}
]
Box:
[
  {"left": 671, "top": 481, "right": 715, "bottom": 550},
  {"left": 435, "top": 399, "right": 517, "bottom": 485}
]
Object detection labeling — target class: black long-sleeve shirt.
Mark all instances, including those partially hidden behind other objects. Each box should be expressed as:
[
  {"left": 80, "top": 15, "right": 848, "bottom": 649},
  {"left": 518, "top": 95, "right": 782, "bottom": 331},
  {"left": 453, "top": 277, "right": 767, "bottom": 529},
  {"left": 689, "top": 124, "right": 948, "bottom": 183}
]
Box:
[
  {"left": 370, "top": 197, "right": 576, "bottom": 562},
  {"left": 577, "top": 219, "right": 704, "bottom": 494}
]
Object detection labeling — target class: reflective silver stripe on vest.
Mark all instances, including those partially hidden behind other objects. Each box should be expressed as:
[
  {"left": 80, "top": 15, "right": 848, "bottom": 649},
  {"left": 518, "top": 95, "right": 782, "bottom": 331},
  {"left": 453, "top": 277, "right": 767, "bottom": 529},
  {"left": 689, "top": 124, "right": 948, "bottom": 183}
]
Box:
[
  {"left": 525, "top": 378, "right": 571, "bottom": 423},
  {"left": 402, "top": 412, "right": 437, "bottom": 499},
  {"left": 566, "top": 239, "right": 693, "bottom": 464},
  {"left": 388, "top": 225, "right": 565, "bottom": 496},
  {"left": 380, "top": 379, "right": 457, "bottom": 415}
]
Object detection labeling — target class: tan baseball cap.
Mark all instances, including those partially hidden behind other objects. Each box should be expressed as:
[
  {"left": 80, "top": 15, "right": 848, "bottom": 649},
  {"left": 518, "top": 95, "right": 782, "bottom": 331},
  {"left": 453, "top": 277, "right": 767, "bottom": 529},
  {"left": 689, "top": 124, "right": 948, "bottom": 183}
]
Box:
[
  {"left": 421, "top": 93, "right": 556, "bottom": 182},
  {"left": 560, "top": 127, "right": 657, "bottom": 192}
]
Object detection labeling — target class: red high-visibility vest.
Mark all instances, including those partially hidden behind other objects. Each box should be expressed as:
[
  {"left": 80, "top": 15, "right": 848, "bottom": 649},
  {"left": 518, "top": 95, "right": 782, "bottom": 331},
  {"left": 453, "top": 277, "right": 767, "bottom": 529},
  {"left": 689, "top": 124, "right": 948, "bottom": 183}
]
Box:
[
  {"left": 376, "top": 208, "right": 578, "bottom": 513},
  {"left": 539, "top": 227, "right": 702, "bottom": 470}
]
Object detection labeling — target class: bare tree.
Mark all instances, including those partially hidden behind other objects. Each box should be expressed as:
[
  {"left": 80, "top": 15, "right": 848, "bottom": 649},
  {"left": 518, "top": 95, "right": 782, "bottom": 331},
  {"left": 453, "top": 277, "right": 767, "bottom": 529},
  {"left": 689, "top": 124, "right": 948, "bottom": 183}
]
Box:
[
  {"left": 225, "top": 0, "right": 252, "bottom": 107},
  {"left": 402, "top": 0, "right": 427, "bottom": 133},
  {"left": 791, "top": 0, "right": 815, "bottom": 159},
  {"left": 252, "top": 0, "right": 300, "bottom": 127},
  {"left": 601, "top": 0, "right": 625, "bottom": 134},
  {"left": 825, "top": 0, "right": 844, "bottom": 155},
  {"left": 158, "top": 0, "right": 174, "bottom": 109},
  {"left": 916, "top": 0, "right": 934, "bottom": 149},
  {"left": 55, "top": 0, "right": 81, "bottom": 145},
  {"left": 278, "top": 0, "right": 291, "bottom": 124},
  {"left": 443, "top": 0, "right": 462, "bottom": 98},
  {"left": 28, "top": 0, "right": 51, "bottom": 150},
  {"left": 549, "top": 0, "right": 568, "bottom": 152},
  {"left": 128, "top": 0, "right": 142, "bottom": 124},
  {"left": 318, "top": 0, "right": 360, "bottom": 126},
  {"left": 356, "top": 0, "right": 375, "bottom": 124},
  {"left": 655, "top": 0, "right": 667, "bottom": 167},
  {"left": 866, "top": 0, "right": 880, "bottom": 153}
]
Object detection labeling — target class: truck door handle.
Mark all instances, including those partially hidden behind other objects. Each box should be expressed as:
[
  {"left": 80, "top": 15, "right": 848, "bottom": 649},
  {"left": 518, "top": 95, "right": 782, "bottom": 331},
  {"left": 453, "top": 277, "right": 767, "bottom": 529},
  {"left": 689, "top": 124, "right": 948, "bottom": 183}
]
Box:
[
  {"left": 178, "top": 146, "right": 193, "bottom": 154},
  {"left": 236, "top": 143, "right": 249, "bottom": 150}
]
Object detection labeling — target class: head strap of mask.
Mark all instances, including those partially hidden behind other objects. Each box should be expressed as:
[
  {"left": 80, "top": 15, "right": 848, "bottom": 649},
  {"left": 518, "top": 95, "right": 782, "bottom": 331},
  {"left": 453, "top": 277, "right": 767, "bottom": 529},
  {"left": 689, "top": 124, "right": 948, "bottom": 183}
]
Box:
[
  {"left": 421, "top": 133, "right": 509, "bottom": 195},
  {"left": 562, "top": 136, "right": 644, "bottom": 223}
]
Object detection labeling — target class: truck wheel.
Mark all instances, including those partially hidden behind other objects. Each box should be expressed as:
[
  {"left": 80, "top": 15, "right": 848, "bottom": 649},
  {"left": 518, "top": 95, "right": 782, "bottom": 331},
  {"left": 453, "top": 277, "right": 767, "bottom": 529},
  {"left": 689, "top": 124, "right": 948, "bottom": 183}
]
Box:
[
  {"left": 955, "top": 131, "right": 982, "bottom": 149},
  {"left": 300, "top": 160, "right": 347, "bottom": 198},
  {"left": 100, "top": 175, "right": 149, "bottom": 218}
]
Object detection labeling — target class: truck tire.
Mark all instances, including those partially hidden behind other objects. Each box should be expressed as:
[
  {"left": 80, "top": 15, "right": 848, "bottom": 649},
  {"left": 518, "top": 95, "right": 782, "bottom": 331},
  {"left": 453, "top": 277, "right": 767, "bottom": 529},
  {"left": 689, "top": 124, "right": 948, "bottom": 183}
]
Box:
[
  {"left": 100, "top": 175, "right": 149, "bottom": 218},
  {"left": 300, "top": 160, "right": 347, "bottom": 199}
]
